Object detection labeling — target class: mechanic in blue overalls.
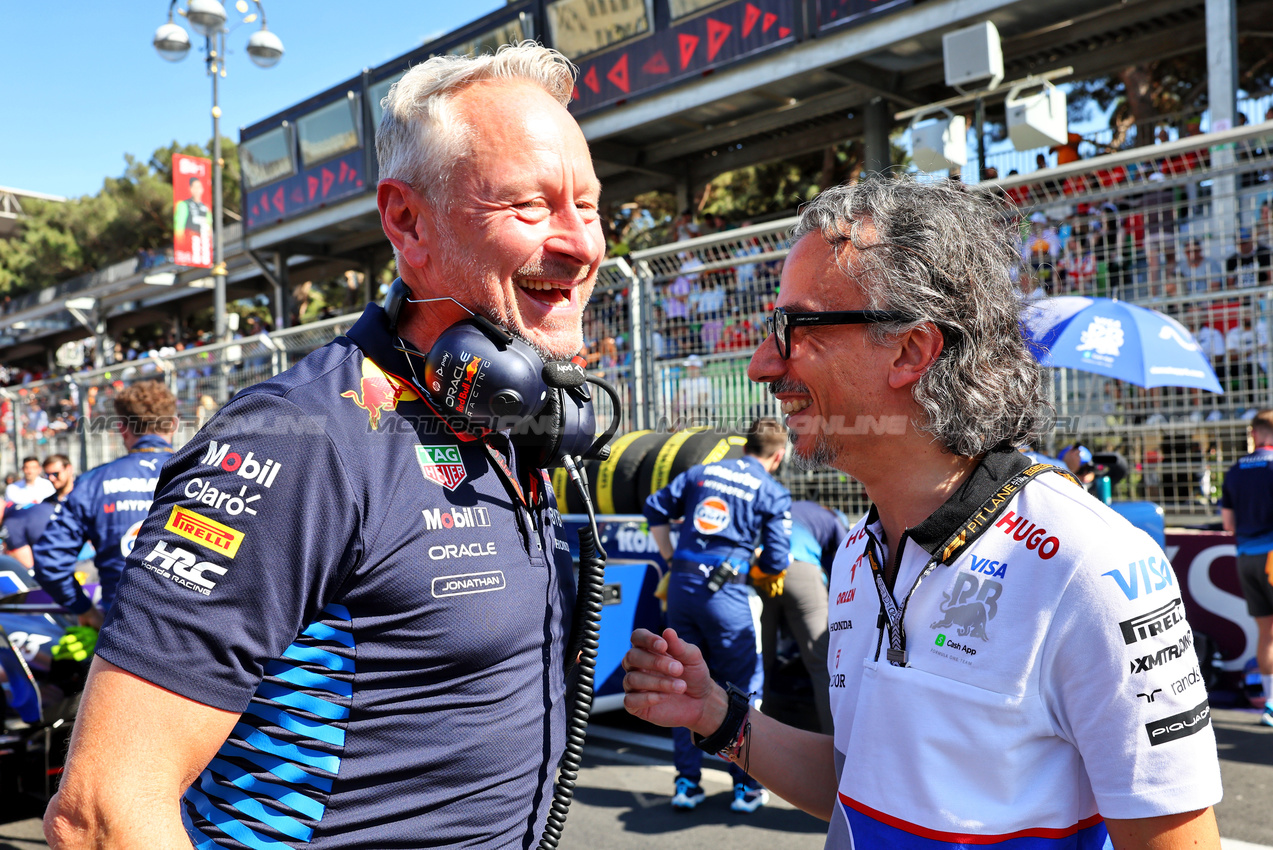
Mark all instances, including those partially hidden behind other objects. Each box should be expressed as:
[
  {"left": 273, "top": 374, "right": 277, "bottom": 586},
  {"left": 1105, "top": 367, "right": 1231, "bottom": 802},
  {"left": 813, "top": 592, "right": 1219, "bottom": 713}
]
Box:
[
  {"left": 33, "top": 381, "right": 176, "bottom": 629},
  {"left": 644, "top": 417, "right": 791, "bottom": 814}
]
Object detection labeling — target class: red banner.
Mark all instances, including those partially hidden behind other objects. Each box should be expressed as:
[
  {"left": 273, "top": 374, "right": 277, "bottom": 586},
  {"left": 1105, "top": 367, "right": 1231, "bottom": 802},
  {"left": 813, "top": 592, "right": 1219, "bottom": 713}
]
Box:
[
  {"left": 172, "top": 153, "right": 213, "bottom": 268},
  {"left": 1165, "top": 530, "right": 1258, "bottom": 686}
]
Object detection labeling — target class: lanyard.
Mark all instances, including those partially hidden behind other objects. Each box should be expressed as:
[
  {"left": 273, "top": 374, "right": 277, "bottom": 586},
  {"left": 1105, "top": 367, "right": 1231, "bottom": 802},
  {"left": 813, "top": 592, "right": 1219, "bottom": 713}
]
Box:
[{"left": 867, "top": 462, "right": 1078, "bottom": 667}]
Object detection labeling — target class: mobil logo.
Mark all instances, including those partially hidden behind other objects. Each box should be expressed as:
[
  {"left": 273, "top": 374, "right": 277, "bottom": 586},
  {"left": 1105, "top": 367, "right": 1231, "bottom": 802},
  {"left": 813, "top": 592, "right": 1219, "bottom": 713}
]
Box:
[
  {"left": 993, "top": 510, "right": 1060, "bottom": 559},
  {"left": 200, "top": 440, "right": 283, "bottom": 488},
  {"left": 692, "top": 497, "right": 731, "bottom": 535}
]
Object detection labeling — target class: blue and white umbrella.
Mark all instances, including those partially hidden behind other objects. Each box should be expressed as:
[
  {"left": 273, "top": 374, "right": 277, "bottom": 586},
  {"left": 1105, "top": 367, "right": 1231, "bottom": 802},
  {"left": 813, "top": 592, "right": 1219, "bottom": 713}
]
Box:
[{"left": 1022, "top": 296, "right": 1223, "bottom": 393}]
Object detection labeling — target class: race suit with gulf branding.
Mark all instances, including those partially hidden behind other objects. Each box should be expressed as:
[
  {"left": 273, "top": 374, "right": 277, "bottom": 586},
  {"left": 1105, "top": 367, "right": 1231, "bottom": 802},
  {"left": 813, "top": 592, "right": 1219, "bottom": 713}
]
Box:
[
  {"left": 32, "top": 433, "right": 173, "bottom": 614},
  {"left": 644, "top": 456, "right": 791, "bottom": 787},
  {"left": 825, "top": 448, "right": 1221, "bottom": 849},
  {"left": 95, "top": 303, "right": 576, "bottom": 849}
]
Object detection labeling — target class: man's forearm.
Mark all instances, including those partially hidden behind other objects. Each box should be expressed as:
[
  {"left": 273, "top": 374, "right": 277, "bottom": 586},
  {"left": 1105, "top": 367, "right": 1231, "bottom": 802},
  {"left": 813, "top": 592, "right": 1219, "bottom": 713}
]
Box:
[
  {"left": 45, "top": 787, "right": 194, "bottom": 850},
  {"left": 650, "top": 525, "right": 674, "bottom": 562},
  {"left": 692, "top": 683, "right": 839, "bottom": 821},
  {"left": 725, "top": 708, "right": 839, "bottom": 820}
]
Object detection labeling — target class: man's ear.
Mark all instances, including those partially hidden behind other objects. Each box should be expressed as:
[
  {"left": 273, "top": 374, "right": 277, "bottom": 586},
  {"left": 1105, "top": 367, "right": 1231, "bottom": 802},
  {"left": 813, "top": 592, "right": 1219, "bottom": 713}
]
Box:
[
  {"left": 378, "top": 179, "right": 433, "bottom": 270},
  {"left": 887, "top": 322, "right": 944, "bottom": 390}
]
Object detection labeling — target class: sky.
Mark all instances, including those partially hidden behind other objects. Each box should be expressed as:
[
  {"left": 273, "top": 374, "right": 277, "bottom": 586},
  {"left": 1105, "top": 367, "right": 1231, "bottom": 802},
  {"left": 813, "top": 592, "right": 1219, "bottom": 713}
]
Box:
[{"left": 0, "top": 2, "right": 505, "bottom": 199}]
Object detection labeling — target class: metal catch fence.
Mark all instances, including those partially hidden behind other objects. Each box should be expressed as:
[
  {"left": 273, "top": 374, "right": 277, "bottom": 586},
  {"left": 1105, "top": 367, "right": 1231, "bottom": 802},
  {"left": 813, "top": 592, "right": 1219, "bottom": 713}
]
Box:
[{"left": 4, "top": 122, "right": 1272, "bottom": 523}]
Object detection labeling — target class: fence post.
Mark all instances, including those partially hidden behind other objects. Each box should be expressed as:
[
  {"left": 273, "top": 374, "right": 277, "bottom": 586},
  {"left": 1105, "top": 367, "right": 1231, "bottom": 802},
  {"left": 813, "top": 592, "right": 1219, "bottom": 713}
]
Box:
[
  {"left": 76, "top": 379, "right": 90, "bottom": 475},
  {"left": 633, "top": 256, "right": 657, "bottom": 432}
]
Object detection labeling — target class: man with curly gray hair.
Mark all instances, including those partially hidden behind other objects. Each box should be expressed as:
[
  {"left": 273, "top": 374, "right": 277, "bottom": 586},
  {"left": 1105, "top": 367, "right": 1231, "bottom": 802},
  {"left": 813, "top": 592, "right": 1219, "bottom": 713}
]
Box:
[{"left": 623, "top": 178, "right": 1222, "bottom": 849}]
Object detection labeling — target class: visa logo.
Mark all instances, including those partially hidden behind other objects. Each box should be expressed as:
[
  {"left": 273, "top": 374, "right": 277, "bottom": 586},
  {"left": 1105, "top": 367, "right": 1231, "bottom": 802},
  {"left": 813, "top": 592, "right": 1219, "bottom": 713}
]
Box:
[
  {"left": 968, "top": 554, "right": 1007, "bottom": 578},
  {"left": 1102, "top": 556, "right": 1174, "bottom": 601}
]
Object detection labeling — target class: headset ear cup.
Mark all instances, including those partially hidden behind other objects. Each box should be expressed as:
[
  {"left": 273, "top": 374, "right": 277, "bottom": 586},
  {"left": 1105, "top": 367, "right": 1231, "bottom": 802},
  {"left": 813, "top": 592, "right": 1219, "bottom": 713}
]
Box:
[{"left": 513, "top": 387, "right": 566, "bottom": 468}]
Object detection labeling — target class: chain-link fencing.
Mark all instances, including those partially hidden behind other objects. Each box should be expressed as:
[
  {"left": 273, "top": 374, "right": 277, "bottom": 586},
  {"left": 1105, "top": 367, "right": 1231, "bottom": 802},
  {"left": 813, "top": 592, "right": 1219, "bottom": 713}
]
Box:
[{"left": 3, "top": 123, "right": 1272, "bottom": 523}]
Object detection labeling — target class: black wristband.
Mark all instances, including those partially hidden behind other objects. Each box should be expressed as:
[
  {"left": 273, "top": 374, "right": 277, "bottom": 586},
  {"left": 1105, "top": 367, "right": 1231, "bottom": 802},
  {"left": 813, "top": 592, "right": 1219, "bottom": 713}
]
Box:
[{"left": 692, "top": 683, "right": 750, "bottom": 754}]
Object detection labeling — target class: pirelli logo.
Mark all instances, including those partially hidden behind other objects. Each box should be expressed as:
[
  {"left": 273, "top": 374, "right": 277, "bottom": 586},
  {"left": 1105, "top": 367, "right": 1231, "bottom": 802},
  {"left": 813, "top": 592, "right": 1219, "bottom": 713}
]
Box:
[{"left": 164, "top": 505, "right": 244, "bottom": 559}]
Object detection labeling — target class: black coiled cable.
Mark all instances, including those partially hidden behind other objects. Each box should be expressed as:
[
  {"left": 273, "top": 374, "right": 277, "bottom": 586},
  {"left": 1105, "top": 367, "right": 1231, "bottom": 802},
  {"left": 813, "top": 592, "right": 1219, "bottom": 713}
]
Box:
[{"left": 537, "top": 455, "right": 606, "bottom": 850}]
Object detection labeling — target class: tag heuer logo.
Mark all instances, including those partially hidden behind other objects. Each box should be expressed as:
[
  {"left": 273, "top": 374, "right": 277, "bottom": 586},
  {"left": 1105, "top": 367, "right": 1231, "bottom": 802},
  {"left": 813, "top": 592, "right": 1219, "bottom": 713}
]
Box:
[{"left": 416, "top": 445, "right": 467, "bottom": 491}]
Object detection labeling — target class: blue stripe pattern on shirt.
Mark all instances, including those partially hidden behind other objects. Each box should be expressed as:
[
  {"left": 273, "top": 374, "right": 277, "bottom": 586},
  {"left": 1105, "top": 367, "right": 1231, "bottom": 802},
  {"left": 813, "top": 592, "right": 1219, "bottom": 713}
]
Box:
[
  {"left": 206, "top": 757, "right": 326, "bottom": 820},
  {"left": 264, "top": 660, "right": 352, "bottom": 697},
  {"left": 184, "top": 785, "right": 291, "bottom": 850},
  {"left": 221, "top": 741, "right": 334, "bottom": 792},
  {"left": 245, "top": 702, "right": 346, "bottom": 747},
  {"left": 197, "top": 772, "right": 313, "bottom": 841},
  {"left": 254, "top": 681, "right": 349, "bottom": 720}
]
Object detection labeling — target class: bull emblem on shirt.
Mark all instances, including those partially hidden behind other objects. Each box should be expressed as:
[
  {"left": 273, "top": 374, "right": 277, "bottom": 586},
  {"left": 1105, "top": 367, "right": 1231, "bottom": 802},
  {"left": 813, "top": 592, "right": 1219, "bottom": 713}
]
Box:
[
  {"left": 341, "top": 358, "right": 419, "bottom": 430},
  {"left": 929, "top": 572, "right": 1003, "bottom": 641}
]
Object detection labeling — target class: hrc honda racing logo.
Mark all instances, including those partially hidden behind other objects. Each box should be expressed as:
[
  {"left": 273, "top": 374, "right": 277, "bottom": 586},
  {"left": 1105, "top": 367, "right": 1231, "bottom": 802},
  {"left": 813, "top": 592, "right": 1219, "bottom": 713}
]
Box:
[{"left": 141, "top": 540, "right": 227, "bottom": 595}]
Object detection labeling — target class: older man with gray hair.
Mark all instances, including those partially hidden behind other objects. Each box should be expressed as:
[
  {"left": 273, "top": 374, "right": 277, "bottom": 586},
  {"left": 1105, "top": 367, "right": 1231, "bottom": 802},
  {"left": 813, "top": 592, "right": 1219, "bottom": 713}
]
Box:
[
  {"left": 623, "top": 178, "right": 1223, "bottom": 849},
  {"left": 46, "top": 42, "right": 603, "bottom": 850}
]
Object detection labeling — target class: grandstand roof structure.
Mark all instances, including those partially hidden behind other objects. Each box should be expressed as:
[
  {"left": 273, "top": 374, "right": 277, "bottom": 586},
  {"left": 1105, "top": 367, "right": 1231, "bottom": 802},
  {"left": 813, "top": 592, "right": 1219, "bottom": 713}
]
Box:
[
  {"left": 0, "top": 185, "right": 66, "bottom": 240},
  {"left": 2, "top": 0, "right": 1269, "bottom": 365}
]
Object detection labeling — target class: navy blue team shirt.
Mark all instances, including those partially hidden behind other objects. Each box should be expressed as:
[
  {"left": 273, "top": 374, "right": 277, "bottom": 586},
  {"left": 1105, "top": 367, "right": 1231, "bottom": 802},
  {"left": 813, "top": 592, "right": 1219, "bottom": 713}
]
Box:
[
  {"left": 97, "top": 303, "right": 576, "bottom": 849},
  {"left": 34, "top": 434, "right": 173, "bottom": 614},
  {"left": 1221, "top": 445, "right": 1273, "bottom": 554},
  {"left": 2, "top": 500, "right": 57, "bottom": 552},
  {"left": 644, "top": 455, "right": 791, "bottom": 574}
]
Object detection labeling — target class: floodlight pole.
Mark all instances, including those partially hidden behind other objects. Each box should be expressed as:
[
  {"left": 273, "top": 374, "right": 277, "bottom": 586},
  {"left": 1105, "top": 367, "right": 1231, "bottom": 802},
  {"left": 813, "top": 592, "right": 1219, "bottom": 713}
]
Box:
[{"left": 209, "top": 29, "right": 228, "bottom": 345}]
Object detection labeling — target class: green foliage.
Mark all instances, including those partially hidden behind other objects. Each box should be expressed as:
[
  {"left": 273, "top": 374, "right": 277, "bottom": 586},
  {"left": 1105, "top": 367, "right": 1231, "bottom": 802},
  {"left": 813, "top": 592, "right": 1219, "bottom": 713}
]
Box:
[{"left": 0, "top": 137, "right": 240, "bottom": 298}]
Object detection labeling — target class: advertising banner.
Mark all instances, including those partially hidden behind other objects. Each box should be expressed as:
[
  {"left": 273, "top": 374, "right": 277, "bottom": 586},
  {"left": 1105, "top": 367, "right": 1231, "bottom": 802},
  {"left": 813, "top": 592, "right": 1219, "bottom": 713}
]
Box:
[
  {"left": 1165, "top": 529, "right": 1257, "bottom": 687},
  {"left": 172, "top": 153, "right": 213, "bottom": 268}
]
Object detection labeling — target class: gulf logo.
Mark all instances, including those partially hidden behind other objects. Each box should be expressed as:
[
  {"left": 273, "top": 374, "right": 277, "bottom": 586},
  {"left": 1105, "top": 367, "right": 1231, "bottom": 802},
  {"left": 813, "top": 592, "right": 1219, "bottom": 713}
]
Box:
[{"left": 692, "top": 497, "right": 731, "bottom": 535}]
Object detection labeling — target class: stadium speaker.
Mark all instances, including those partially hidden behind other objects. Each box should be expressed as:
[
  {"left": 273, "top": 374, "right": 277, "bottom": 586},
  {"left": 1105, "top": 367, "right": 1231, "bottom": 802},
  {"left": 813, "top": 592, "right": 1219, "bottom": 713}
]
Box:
[
  {"left": 941, "top": 21, "right": 1003, "bottom": 90},
  {"left": 1006, "top": 82, "right": 1068, "bottom": 151},
  {"left": 911, "top": 114, "right": 968, "bottom": 172}
]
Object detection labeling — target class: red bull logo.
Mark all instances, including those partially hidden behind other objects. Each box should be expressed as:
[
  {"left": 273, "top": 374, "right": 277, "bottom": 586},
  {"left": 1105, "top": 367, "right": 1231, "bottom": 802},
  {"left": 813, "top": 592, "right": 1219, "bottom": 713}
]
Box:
[
  {"left": 452, "top": 354, "right": 487, "bottom": 414},
  {"left": 341, "top": 358, "right": 420, "bottom": 430}
]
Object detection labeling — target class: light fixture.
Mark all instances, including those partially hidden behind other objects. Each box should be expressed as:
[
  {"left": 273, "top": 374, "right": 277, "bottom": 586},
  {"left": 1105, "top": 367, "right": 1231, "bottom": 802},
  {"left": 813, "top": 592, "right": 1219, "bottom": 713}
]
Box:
[
  {"left": 186, "top": 0, "right": 228, "bottom": 37},
  {"left": 153, "top": 21, "right": 192, "bottom": 61},
  {"left": 246, "top": 27, "right": 284, "bottom": 68}
]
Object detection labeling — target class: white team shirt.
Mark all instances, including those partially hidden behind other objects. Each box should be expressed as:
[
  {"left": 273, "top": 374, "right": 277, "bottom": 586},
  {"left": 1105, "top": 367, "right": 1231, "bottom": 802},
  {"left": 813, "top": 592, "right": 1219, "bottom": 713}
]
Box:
[{"left": 824, "top": 451, "right": 1221, "bottom": 849}]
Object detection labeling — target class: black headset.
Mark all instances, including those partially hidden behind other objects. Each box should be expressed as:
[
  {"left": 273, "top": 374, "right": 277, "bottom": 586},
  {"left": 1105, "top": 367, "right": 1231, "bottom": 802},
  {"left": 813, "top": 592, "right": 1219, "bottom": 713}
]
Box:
[{"left": 383, "top": 278, "right": 619, "bottom": 469}]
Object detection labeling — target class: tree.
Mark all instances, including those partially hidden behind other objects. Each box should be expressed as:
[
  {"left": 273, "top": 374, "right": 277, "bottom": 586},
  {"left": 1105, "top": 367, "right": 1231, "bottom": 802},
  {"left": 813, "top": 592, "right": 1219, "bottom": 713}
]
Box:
[
  {"left": 0, "top": 137, "right": 240, "bottom": 297},
  {"left": 1067, "top": 38, "right": 1273, "bottom": 150}
]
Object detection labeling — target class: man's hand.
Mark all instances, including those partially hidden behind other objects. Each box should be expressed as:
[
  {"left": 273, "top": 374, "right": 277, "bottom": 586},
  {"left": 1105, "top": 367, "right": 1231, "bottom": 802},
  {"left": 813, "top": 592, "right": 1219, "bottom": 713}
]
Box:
[
  {"left": 77, "top": 608, "right": 104, "bottom": 630},
  {"left": 622, "top": 628, "right": 725, "bottom": 736},
  {"left": 750, "top": 565, "right": 785, "bottom": 598}
]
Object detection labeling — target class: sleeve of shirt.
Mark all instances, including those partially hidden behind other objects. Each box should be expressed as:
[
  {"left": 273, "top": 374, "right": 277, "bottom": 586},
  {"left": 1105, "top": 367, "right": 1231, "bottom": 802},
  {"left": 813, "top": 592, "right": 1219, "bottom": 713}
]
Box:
[
  {"left": 1040, "top": 530, "right": 1222, "bottom": 819},
  {"left": 32, "top": 494, "right": 94, "bottom": 615},
  {"left": 643, "top": 472, "right": 690, "bottom": 527},
  {"left": 95, "top": 393, "right": 361, "bottom": 713},
  {"left": 756, "top": 488, "right": 792, "bottom": 575}
]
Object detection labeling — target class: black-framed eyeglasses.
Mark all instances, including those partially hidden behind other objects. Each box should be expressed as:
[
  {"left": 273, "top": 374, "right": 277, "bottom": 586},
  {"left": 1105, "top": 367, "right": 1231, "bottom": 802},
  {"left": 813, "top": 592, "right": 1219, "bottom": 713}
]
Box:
[{"left": 764, "top": 306, "right": 914, "bottom": 360}]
